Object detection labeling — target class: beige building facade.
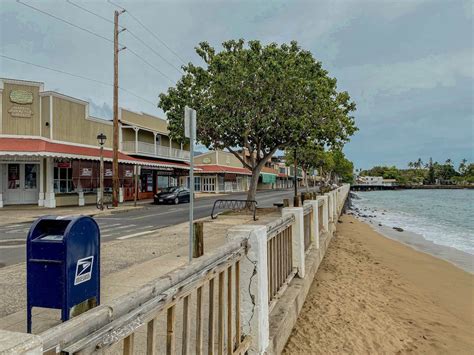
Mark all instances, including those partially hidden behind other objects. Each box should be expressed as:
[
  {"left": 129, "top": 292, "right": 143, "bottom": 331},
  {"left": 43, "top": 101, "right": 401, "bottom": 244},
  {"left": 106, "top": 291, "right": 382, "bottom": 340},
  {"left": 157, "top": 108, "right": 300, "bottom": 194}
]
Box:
[{"left": 0, "top": 78, "right": 190, "bottom": 207}]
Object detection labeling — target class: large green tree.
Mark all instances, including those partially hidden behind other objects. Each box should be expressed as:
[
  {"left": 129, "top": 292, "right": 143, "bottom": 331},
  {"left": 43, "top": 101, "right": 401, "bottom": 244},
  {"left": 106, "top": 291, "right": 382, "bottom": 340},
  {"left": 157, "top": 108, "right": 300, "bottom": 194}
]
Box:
[{"left": 159, "top": 39, "right": 356, "bottom": 200}]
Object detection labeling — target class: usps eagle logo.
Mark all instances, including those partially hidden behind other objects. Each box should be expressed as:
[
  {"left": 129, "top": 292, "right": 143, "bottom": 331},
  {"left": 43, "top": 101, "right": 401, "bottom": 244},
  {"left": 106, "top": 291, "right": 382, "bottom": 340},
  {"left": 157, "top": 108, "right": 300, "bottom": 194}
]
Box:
[{"left": 74, "top": 256, "right": 94, "bottom": 285}]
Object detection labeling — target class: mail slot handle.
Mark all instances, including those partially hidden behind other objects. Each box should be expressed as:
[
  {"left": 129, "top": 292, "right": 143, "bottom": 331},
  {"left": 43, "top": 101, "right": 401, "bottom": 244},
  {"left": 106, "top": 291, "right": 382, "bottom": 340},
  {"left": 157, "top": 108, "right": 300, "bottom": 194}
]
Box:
[{"left": 28, "top": 259, "right": 63, "bottom": 264}]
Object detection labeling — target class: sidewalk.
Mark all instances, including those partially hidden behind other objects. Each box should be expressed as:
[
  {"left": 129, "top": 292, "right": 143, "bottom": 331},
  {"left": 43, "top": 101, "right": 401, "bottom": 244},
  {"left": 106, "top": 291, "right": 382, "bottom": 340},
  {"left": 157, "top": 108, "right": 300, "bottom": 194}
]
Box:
[
  {"left": 0, "top": 201, "right": 149, "bottom": 227},
  {"left": 0, "top": 192, "right": 230, "bottom": 227},
  {"left": 0, "top": 209, "right": 280, "bottom": 334}
]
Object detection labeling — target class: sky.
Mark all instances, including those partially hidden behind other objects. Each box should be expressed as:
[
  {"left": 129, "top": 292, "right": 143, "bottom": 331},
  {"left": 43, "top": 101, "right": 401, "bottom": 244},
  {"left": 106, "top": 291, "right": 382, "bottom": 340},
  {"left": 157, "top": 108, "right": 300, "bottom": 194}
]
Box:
[{"left": 1, "top": 0, "right": 472, "bottom": 169}]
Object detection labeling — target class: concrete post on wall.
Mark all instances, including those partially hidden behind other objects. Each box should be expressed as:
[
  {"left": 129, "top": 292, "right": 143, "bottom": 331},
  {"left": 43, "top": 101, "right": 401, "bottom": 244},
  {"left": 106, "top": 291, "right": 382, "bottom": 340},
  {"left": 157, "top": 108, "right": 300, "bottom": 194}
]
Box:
[
  {"left": 0, "top": 329, "right": 43, "bottom": 354},
  {"left": 44, "top": 157, "right": 56, "bottom": 208},
  {"left": 226, "top": 225, "right": 269, "bottom": 355},
  {"left": 304, "top": 200, "right": 319, "bottom": 249},
  {"left": 318, "top": 196, "right": 329, "bottom": 233},
  {"left": 327, "top": 192, "right": 334, "bottom": 223},
  {"left": 119, "top": 187, "right": 124, "bottom": 203},
  {"left": 282, "top": 207, "right": 305, "bottom": 278}
]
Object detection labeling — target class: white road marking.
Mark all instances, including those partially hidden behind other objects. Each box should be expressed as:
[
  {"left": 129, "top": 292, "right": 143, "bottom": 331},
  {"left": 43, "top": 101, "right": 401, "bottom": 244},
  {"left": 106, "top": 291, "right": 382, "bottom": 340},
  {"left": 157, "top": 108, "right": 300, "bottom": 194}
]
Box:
[
  {"left": 101, "top": 225, "right": 153, "bottom": 239},
  {"left": 110, "top": 224, "right": 137, "bottom": 230},
  {"left": 5, "top": 229, "right": 29, "bottom": 234},
  {"left": 117, "top": 229, "right": 159, "bottom": 240},
  {"left": 0, "top": 238, "right": 25, "bottom": 249},
  {"left": 2, "top": 224, "right": 28, "bottom": 229}
]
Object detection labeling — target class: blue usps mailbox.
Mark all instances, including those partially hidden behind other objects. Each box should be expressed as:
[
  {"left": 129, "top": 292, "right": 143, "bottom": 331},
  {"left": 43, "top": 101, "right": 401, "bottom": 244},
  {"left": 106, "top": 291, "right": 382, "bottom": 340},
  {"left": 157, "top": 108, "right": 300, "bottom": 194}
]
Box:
[{"left": 26, "top": 215, "right": 100, "bottom": 333}]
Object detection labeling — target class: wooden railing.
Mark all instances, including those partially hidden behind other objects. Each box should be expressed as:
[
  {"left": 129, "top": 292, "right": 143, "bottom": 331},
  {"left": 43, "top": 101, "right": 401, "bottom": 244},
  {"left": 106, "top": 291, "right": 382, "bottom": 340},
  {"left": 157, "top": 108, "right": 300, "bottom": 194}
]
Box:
[
  {"left": 122, "top": 141, "right": 191, "bottom": 161},
  {"left": 38, "top": 242, "right": 250, "bottom": 355},
  {"left": 266, "top": 215, "right": 296, "bottom": 310},
  {"left": 303, "top": 204, "right": 313, "bottom": 252}
]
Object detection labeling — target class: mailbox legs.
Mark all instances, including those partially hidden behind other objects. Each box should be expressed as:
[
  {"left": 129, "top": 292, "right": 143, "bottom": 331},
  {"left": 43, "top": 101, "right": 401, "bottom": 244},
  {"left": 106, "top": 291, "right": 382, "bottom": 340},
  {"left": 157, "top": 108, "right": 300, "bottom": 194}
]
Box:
[{"left": 26, "top": 302, "right": 32, "bottom": 333}]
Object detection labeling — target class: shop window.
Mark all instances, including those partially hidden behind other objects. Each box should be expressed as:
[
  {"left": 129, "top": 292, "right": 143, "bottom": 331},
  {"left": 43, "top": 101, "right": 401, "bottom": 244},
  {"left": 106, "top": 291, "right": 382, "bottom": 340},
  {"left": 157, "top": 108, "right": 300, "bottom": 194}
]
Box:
[
  {"left": 54, "top": 166, "right": 74, "bottom": 193},
  {"left": 157, "top": 175, "right": 169, "bottom": 189},
  {"left": 185, "top": 176, "right": 201, "bottom": 191},
  {"left": 8, "top": 164, "right": 20, "bottom": 189},
  {"left": 24, "top": 164, "right": 37, "bottom": 189},
  {"left": 202, "top": 177, "right": 215, "bottom": 192}
]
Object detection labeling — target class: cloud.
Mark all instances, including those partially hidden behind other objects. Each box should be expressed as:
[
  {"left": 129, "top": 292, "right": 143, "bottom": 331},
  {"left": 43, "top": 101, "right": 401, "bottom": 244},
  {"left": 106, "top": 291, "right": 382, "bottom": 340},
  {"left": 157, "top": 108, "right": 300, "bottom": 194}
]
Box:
[{"left": 338, "top": 49, "right": 473, "bottom": 116}]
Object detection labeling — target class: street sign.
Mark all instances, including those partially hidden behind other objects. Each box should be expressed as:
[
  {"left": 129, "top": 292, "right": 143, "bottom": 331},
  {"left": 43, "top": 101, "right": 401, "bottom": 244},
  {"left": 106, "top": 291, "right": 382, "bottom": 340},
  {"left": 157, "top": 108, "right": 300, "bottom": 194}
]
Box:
[{"left": 184, "top": 106, "right": 196, "bottom": 139}]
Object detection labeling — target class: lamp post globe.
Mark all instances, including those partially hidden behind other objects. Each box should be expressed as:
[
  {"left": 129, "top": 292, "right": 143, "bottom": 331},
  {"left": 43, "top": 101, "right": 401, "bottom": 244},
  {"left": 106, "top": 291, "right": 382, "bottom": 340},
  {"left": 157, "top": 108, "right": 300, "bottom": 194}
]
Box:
[{"left": 97, "top": 133, "right": 107, "bottom": 146}]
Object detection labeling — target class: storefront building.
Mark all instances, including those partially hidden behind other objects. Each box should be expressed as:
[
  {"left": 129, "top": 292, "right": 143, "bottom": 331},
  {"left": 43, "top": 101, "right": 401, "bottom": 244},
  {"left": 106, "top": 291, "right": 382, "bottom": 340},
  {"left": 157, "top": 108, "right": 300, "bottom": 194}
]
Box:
[
  {"left": 0, "top": 78, "right": 190, "bottom": 207},
  {"left": 193, "top": 151, "right": 251, "bottom": 193}
]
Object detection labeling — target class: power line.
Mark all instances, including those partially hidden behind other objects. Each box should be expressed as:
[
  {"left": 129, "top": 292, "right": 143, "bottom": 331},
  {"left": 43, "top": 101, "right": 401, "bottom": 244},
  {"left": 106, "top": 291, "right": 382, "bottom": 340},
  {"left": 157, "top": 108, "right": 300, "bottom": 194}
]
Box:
[
  {"left": 125, "top": 29, "right": 183, "bottom": 74},
  {"left": 17, "top": 0, "right": 114, "bottom": 44},
  {"left": 64, "top": 0, "right": 182, "bottom": 75},
  {"left": 18, "top": 0, "right": 174, "bottom": 82},
  {"left": 125, "top": 47, "right": 175, "bottom": 83},
  {"left": 65, "top": 0, "right": 124, "bottom": 29},
  {"left": 107, "top": 0, "right": 188, "bottom": 65},
  {"left": 0, "top": 54, "right": 157, "bottom": 107}
]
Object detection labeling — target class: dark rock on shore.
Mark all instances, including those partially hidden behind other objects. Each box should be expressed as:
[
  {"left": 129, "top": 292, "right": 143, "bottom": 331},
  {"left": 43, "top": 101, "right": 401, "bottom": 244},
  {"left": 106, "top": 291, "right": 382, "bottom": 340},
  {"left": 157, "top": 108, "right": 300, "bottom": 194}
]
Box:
[{"left": 393, "top": 227, "right": 404, "bottom": 232}]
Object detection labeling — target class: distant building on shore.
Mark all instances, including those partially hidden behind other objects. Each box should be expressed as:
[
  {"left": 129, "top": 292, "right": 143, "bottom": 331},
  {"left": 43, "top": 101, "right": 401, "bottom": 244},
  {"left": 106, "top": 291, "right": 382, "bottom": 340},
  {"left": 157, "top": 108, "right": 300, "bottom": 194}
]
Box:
[{"left": 352, "top": 176, "right": 399, "bottom": 190}]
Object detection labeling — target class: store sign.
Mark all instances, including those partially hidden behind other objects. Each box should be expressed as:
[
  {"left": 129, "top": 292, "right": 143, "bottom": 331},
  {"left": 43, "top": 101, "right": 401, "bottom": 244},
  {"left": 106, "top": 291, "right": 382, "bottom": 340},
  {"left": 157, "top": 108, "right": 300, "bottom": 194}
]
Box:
[
  {"left": 57, "top": 162, "right": 71, "bottom": 168},
  {"left": 8, "top": 106, "right": 33, "bottom": 118},
  {"left": 105, "top": 169, "right": 113, "bottom": 177},
  {"left": 81, "top": 168, "right": 92, "bottom": 177},
  {"left": 202, "top": 157, "right": 211, "bottom": 164},
  {"left": 10, "top": 90, "right": 33, "bottom": 104},
  {"left": 124, "top": 170, "right": 133, "bottom": 178}
]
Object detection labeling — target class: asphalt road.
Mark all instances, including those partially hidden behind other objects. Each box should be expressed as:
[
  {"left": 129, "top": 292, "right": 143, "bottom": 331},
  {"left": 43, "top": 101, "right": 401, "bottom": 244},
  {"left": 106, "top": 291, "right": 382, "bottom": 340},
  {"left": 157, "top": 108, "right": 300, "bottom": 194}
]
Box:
[{"left": 0, "top": 189, "right": 300, "bottom": 267}]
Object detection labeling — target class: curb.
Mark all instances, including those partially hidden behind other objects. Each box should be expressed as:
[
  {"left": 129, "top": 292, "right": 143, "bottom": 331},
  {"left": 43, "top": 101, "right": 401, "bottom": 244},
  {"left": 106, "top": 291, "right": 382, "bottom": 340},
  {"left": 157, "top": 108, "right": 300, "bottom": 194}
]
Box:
[{"left": 0, "top": 205, "right": 148, "bottom": 227}]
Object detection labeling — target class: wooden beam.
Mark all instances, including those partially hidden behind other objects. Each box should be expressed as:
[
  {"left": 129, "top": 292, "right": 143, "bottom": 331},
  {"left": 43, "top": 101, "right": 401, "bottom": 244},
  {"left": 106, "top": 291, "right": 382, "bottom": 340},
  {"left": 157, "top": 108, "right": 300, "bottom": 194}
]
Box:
[
  {"left": 227, "top": 266, "right": 233, "bottom": 355},
  {"left": 218, "top": 271, "right": 225, "bottom": 355},
  {"left": 146, "top": 318, "right": 156, "bottom": 355},
  {"left": 123, "top": 334, "right": 134, "bottom": 355},
  {"left": 208, "top": 278, "right": 215, "bottom": 355},
  {"left": 182, "top": 295, "right": 190, "bottom": 355},
  {"left": 166, "top": 306, "right": 176, "bottom": 355},
  {"left": 196, "top": 286, "right": 203, "bottom": 355}
]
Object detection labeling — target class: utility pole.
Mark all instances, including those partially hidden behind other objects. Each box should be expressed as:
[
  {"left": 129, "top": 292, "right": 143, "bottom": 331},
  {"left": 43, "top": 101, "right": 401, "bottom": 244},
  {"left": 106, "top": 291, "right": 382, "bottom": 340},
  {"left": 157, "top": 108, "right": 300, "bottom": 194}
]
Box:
[{"left": 112, "top": 9, "right": 125, "bottom": 207}]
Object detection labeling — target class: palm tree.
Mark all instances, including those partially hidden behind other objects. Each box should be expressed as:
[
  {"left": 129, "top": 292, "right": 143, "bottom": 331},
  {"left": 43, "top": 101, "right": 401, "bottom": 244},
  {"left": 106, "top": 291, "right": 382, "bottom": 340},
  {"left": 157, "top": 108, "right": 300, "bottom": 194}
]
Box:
[
  {"left": 414, "top": 158, "right": 424, "bottom": 170},
  {"left": 445, "top": 158, "right": 453, "bottom": 166},
  {"left": 408, "top": 161, "right": 414, "bottom": 169},
  {"left": 459, "top": 159, "right": 467, "bottom": 175}
]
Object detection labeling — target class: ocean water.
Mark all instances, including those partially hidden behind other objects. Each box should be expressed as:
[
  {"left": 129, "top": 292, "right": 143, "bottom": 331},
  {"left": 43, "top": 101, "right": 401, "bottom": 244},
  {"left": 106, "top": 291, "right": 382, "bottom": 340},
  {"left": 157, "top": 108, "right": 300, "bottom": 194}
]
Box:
[{"left": 352, "top": 189, "right": 474, "bottom": 255}]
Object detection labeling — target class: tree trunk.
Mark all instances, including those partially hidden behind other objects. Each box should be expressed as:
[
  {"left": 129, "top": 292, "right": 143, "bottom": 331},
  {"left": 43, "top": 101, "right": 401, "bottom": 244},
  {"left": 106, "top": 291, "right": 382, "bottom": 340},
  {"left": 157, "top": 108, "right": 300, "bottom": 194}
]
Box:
[
  {"left": 304, "top": 169, "right": 309, "bottom": 192},
  {"left": 247, "top": 170, "right": 260, "bottom": 201}
]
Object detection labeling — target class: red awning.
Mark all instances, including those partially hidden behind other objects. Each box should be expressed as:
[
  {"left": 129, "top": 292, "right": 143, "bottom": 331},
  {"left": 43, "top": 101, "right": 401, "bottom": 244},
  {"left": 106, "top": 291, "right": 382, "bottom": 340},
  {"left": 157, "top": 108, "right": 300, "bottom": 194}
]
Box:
[
  {"left": 0, "top": 137, "right": 190, "bottom": 170},
  {"left": 195, "top": 164, "right": 251, "bottom": 175}
]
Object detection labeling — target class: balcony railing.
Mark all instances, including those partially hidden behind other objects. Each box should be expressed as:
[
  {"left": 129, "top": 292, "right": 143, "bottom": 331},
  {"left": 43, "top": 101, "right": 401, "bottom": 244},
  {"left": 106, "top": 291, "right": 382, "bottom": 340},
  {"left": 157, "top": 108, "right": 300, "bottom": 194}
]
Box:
[{"left": 122, "top": 141, "right": 190, "bottom": 161}]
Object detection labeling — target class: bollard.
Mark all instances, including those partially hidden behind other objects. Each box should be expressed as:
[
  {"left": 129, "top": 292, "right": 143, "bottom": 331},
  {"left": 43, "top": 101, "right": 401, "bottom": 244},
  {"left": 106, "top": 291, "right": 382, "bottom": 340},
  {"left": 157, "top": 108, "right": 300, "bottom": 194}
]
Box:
[
  {"left": 283, "top": 198, "right": 290, "bottom": 207},
  {"left": 193, "top": 221, "right": 204, "bottom": 258},
  {"left": 293, "top": 196, "right": 301, "bottom": 207}
]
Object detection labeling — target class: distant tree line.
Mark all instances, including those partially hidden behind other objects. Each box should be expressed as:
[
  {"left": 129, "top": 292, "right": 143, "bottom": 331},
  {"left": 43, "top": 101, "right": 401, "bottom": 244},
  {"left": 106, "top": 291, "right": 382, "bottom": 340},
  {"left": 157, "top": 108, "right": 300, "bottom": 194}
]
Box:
[
  {"left": 284, "top": 146, "right": 354, "bottom": 186},
  {"left": 360, "top": 158, "right": 474, "bottom": 185}
]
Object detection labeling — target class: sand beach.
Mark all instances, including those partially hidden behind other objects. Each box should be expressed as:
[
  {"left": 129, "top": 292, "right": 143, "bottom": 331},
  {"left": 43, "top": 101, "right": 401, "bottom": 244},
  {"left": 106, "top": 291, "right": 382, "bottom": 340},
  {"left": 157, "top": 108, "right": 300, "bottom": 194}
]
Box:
[{"left": 283, "top": 214, "right": 474, "bottom": 354}]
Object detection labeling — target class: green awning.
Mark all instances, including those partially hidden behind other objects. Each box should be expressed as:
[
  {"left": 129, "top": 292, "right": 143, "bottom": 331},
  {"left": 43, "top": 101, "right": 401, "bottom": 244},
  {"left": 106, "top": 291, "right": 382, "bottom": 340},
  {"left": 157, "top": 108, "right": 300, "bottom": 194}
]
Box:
[{"left": 261, "top": 173, "right": 277, "bottom": 184}]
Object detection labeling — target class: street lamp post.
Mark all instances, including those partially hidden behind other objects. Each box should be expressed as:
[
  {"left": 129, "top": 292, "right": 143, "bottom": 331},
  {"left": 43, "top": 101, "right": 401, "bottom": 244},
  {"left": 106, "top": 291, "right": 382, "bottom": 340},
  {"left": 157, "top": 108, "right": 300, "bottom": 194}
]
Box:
[{"left": 97, "top": 133, "right": 107, "bottom": 210}]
